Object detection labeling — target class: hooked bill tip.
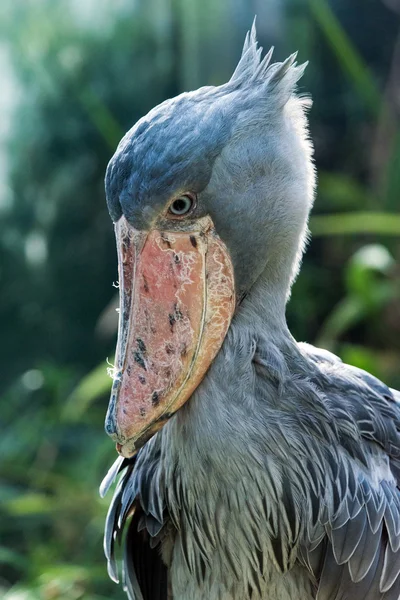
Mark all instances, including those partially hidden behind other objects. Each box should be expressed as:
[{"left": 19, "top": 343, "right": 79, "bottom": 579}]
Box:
[{"left": 116, "top": 442, "right": 137, "bottom": 459}]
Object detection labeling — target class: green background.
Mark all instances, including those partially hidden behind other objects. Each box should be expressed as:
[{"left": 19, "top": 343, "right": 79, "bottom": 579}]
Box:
[{"left": 1, "top": 0, "right": 400, "bottom": 597}]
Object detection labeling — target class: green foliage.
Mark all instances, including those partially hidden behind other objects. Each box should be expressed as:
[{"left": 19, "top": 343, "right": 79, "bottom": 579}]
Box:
[
  {"left": 62, "top": 361, "right": 114, "bottom": 423},
  {"left": 1, "top": 0, "right": 400, "bottom": 597},
  {"left": 316, "top": 244, "right": 398, "bottom": 347},
  {"left": 307, "top": 0, "right": 380, "bottom": 115},
  {"left": 310, "top": 212, "right": 400, "bottom": 236}
]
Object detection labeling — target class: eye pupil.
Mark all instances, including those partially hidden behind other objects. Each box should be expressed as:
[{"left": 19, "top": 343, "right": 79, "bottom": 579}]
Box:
[
  {"left": 173, "top": 199, "right": 187, "bottom": 212},
  {"left": 169, "top": 194, "right": 194, "bottom": 216}
]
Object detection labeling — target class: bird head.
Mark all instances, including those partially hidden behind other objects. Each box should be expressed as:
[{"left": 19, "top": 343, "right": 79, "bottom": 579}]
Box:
[{"left": 104, "top": 25, "right": 316, "bottom": 457}]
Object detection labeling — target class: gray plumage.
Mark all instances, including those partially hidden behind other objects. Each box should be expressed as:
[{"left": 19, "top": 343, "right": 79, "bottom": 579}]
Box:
[{"left": 101, "top": 23, "right": 400, "bottom": 600}]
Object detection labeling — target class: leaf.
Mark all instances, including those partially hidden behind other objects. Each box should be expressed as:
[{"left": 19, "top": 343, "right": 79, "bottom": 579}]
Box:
[
  {"left": 4, "top": 493, "right": 54, "bottom": 516},
  {"left": 310, "top": 212, "right": 400, "bottom": 236},
  {"left": 349, "top": 244, "right": 395, "bottom": 272},
  {"left": 77, "top": 87, "right": 123, "bottom": 150},
  {"left": 2, "top": 588, "right": 41, "bottom": 600},
  {"left": 315, "top": 244, "right": 399, "bottom": 347},
  {"left": 316, "top": 295, "right": 365, "bottom": 348},
  {"left": 0, "top": 545, "right": 29, "bottom": 569},
  {"left": 338, "top": 344, "right": 381, "bottom": 378},
  {"left": 308, "top": 0, "right": 381, "bottom": 114},
  {"left": 318, "top": 172, "right": 375, "bottom": 211},
  {"left": 62, "top": 361, "right": 113, "bottom": 422},
  {"left": 345, "top": 244, "right": 396, "bottom": 298}
]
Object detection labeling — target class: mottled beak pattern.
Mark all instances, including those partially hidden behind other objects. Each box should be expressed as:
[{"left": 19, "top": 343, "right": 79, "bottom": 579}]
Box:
[{"left": 105, "top": 215, "right": 235, "bottom": 457}]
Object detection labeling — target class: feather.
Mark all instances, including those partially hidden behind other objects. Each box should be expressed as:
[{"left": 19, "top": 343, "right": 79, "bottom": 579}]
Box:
[
  {"left": 348, "top": 521, "right": 382, "bottom": 582},
  {"left": 103, "top": 475, "right": 127, "bottom": 583},
  {"left": 124, "top": 510, "right": 168, "bottom": 600},
  {"left": 316, "top": 544, "right": 344, "bottom": 600},
  {"left": 381, "top": 542, "right": 400, "bottom": 592},
  {"left": 366, "top": 488, "right": 386, "bottom": 534},
  {"left": 382, "top": 571, "right": 400, "bottom": 600},
  {"left": 99, "top": 455, "right": 127, "bottom": 498},
  {"left": 331, "top": 509, "right": 367, "bottom": 564}
]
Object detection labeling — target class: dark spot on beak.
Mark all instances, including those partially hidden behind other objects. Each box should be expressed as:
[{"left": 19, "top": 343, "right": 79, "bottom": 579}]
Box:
[
  {"left": 138, "top": 375, "right": 146, "bottom": 384},
  {"left": 161, "top": 232, "right": 172, "bottom": 248},
  {"left": 173, "top": 253, "right": 180, "bottom": 264},
  {"left": 169, "top": 304, "right": 183, "bottom": 332},
  {"left": 137, "top": 338, "right": 147, "bottom": 354},
  {"left": 174, "top": 303, "right": 183, "bottom": 320},
  {"left": 134, "top": 351, "right": 147, "bottom": 370},
  {"left": 152, "top": 391, "right": 160, "bottom": 406},
  {"left": 190, "top": 235, "right": 197, "bottom": 248}
]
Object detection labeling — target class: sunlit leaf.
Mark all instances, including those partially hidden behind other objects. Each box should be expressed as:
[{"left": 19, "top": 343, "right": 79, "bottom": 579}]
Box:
[
  {"left": 310, "top": 212, "right": 400, "bottom": 236},
  {"left": 338, "top": 344, "right": 380, "bottom": 376},
  {"left": 345, "top": 244, "right": 396, "bottom": 298},
  {"left": 4, "top": 493, "right": 54, "bottom": 516},
  {"left": 62, "top": 362, "right": 112, "bottom": 422},
  {"left": 2, "top": 588, "right": 41, "bottom": 600},
  {"left": 349, "top": 244, "right": 395, "bottom": 273}
]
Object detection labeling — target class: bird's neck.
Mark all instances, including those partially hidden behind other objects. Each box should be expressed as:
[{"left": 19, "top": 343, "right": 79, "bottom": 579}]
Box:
[
  {"left": 164, "top": 275, "right": 301, "bottom": 458},
  {"left": 234, "top": 257, "right": 296, "bottom": 345},
  {"left": 161, "top": 252, "right": 303, "bottom": 471}
]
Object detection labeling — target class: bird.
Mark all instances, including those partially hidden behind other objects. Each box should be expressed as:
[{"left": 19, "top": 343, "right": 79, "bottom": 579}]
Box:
[{"left": 100, "top": 23, "right": 400, "bottom": 600}]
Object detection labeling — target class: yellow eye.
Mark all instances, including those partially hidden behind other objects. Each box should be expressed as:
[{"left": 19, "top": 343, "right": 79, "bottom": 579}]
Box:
[{"left": 168, "top": 193, "right": 196, "bottom": 217}]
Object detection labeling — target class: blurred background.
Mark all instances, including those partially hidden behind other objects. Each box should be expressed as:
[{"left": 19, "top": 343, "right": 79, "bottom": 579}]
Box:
[{"left": 1, "top": 0, "right": 400, "bottom": 597}]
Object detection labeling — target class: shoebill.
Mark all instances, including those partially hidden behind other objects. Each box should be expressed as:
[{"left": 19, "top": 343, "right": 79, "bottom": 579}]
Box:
[{"left": 100, "top": 24, "right": 400, "bottom": 600}]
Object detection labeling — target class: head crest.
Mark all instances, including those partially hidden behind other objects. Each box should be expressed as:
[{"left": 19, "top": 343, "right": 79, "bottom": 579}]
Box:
[{"left": 228, "top": 20, "right": 308, "bottom": 107}]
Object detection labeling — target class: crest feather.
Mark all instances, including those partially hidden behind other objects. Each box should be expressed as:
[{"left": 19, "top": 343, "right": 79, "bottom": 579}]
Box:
[{"left": 229, "top": 20, "right": 308, "bottom": 106}]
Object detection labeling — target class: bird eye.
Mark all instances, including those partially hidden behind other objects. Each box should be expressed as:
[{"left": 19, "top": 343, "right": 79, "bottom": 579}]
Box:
[{"left": 168, "top": 194, "right": 195, "bottom": 217}]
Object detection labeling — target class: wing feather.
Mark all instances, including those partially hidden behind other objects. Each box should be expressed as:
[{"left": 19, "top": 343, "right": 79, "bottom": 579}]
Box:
[
  {"left": 101, "top": 437, "right": 168, "bottom": 600},
  {"left": 331, "top": 507, "right": 367, "bottom": 564},
  {"left": 297, "top": 344, "right": 400, "bottom": 599}
]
